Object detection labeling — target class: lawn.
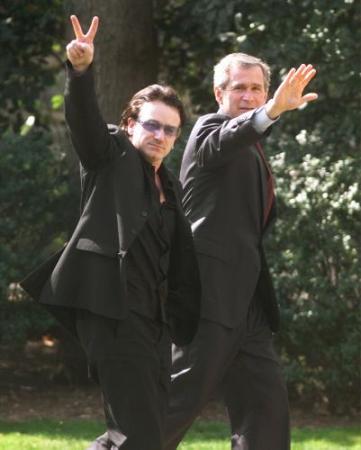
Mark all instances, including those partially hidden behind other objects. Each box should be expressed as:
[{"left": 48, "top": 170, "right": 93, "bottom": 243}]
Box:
[{"left": 0, "top": 419, "right": 360, "bottom": 450}]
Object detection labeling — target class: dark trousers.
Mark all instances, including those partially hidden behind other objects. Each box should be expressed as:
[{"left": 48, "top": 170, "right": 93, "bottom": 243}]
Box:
[
  {"left": 165, "top": 295, "right": 290, "bottom": 450},
  {"left": 75, "top": 310, "right": 171, "bottom": 450}
]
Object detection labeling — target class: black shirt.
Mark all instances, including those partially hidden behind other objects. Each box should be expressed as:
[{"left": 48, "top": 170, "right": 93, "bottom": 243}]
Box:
[{"left": 125, "top": 158, "right": 177, "bottom": 322}]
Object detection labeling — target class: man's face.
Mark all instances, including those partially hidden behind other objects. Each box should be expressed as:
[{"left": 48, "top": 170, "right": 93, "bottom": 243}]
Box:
[
  {"left": 127, "top": 101, "right": 181, "bottom": 168},
  {"left": 214, "top": 65, "right": 268, "bottom": 118}
]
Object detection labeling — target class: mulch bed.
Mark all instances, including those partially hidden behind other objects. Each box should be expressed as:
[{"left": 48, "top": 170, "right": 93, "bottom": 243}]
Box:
[{"left": 0, "top": 342, "right": 357, "bottom": 427}]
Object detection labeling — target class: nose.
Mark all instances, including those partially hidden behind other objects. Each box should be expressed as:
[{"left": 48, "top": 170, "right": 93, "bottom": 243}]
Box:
[
  {"left": 153, "top": 128, "right": 166, "bottom": 140},
  {"left": 240, "top": 89, "right": 253, "bottom": 101}
]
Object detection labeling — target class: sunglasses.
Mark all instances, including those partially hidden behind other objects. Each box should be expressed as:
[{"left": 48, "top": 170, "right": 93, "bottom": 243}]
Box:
[{"left": 136, "top": 119, "right": 180, "bottom": 138}]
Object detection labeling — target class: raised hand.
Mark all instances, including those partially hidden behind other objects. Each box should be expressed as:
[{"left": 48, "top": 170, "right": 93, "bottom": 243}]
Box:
[
  {"left": 66, "top": 15, "right": 99, "bottom": 72},
  {"left": 266, "top": 64, "right": 318, "bottom": 119}
]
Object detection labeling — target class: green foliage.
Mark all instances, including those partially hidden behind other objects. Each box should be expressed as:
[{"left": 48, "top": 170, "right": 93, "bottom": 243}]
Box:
[
  {"left": 158, "top": 0, "right": 237, "bottom": 113},
  {"left": 0, "top": 130, "right": 76, "bottom": 343},
  {"left": 0, "top": 0, "right": 64, "bottom": 132},
  {"left": 0, "top": 0, "right": 359, "bottom": 413},
  {"left": 0, "top": 302, "right": 54, "bottom": 343},
  {"left": 160, "top": 0, "right": 360, "bottom": 413},
  {"left": 159, "top": 0, "right": 360, "bottom": 116},
  {"left": 269, "top": 150, "right": 360, "bottom": 414}
]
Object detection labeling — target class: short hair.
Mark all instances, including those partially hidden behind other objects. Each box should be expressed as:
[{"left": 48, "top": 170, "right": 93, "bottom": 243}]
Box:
[
  {"left": 119, "top": 84, "right": 186, "bottom": 134},
  {"left": 213, "top": 53, "right": 271, "bottom": 92}
]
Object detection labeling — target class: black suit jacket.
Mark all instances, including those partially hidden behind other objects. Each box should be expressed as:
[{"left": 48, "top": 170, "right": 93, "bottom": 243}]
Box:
[
  {"left": 20, "top": 63, "right": 200, "bottom": 346},
  {"left": 179, "top": 109, "right": 279, "bottom": 331}
]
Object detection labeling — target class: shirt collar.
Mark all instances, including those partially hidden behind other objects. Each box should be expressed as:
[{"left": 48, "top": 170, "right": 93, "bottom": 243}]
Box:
[
  {"left": 217, "top": 107, "right": 231, "bottom": 118},
  {"left": 138, "top": 152, "right": 173, "bottom": 191}
]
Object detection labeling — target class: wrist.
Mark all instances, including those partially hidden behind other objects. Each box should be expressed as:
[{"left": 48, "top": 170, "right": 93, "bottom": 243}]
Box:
[
  {"left": 72, "top": 64, "right": 89, "bottom": 74},
  {"left": 265, "top": 99, "right": 283, "bottom": 120}
]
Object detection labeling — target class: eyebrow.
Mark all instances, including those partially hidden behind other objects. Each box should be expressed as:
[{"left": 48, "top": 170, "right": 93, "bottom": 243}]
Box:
[
  {"left": 229, "top": 81, "right": 263, "bottom": 89},
  {"left": 139, "top": 118, "right": 180, "bottom": 128}
]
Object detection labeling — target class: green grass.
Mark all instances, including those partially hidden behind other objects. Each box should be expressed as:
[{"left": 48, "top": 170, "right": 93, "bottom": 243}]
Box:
[
  {"left": 178, "top": 421, "right": 361, "bottom": 449},
  {"left": 0, "top": 419, "right": 360, "bottom": 449}
]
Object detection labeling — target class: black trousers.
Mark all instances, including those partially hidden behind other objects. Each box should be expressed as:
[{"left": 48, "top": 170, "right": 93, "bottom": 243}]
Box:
[
  {"left": 75, "top": 310, "right": 171, "bottom": 450},
  {"left": 165, "top": 295, "right": 290, "bottom": 450}
]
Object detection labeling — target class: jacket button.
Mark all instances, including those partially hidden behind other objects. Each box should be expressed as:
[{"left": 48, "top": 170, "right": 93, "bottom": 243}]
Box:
[
  {"left": 131, "top": 228, "right": 137, "bottom": 234},
  {"left": 141, "top": 211, "right": 148, "bottom": 218}
]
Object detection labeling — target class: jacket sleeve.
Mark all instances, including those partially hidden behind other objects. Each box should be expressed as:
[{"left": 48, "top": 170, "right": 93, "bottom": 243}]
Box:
[
  {"left": 64, "top": 61, "right": 126, "bottom": 171},
  {"left": 195, "top": 108, "right": 269, "bottom": 169}
]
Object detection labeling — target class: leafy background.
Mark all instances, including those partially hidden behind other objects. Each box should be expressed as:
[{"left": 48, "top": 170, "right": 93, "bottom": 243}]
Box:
[{"left": 0, "top": 0, "right": 359, "bottom": 415}]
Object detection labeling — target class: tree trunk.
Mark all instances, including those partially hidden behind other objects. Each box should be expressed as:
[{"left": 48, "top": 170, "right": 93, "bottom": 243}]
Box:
[{"left": 65, "top": 0, "right": 158, "bottom": 124}]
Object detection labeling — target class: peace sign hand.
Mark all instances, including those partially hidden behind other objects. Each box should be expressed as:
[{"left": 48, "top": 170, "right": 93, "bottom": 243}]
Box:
[{"left": 66, "top": 15, "right": 99, "bottom": 72}]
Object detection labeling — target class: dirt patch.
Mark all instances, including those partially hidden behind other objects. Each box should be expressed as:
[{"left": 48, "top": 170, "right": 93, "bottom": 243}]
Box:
[{"left": 0, "top": 342, "right": 358, "bottom": 427}]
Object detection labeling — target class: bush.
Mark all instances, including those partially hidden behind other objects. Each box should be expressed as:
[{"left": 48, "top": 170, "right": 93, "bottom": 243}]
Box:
[
  {"left": 0, "top": 129, "right": 76, "bottom": 344},
  {"left": 268, "top": 149, "right": 360, "bottom": 414}
]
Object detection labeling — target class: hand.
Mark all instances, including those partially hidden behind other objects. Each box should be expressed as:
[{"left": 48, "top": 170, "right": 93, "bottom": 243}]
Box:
[
  {"left": 66, "top": 15, "right": 99, "bottom": 72},
  {"left": 266, "top": 64, "right": 318, "bottom": 119}
]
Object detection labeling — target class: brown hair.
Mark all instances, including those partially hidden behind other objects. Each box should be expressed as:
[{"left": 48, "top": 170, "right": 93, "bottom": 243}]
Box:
[{"left": 119, "top": 84, "right": 186, "bottom": 134}]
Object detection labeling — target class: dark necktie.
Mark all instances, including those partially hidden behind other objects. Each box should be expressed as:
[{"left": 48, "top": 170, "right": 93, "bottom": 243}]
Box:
[{"left": 255, "top": 142, "right": 275, "bottom": 227}]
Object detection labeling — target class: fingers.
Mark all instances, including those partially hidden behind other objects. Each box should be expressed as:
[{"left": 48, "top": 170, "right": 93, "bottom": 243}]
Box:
[
  {"left": 70, "top": 15, "right": 99, "bottom": 43},
  {"left": 283, "top": 67, "right": 296, "bottom": 84},
  {"left": 290, "top": 64, "right": 304, "bottom": 79},
  {"left": 290, "top": 64, "right": 317, "bottom": 86},
  {"left": 66, "top": 40, "right": 87, "bottom": 59},
  {"left": 85, "top": 16, "right": 99, "bottom": 42},
  {"left": 301, "top": 64, "right": 314, "bottom": 77},
  {"left": 288, "top": 64, "right": 305, "bottom": 84},
  {"left": 70, "top": 15, "right": 84, "bottom": 39},
  {"left": 303, "top": 66, "right": 317, "bottom": 85}
]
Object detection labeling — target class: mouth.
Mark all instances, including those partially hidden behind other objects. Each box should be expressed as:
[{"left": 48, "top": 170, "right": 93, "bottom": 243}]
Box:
[{"left": 148, "top": 143, "right": 164, "bottom": 150}]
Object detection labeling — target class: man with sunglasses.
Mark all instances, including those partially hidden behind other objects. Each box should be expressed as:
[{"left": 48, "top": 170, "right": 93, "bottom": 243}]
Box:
[{"left": 20, "top": 15, "right": 200, "bottom": 450}]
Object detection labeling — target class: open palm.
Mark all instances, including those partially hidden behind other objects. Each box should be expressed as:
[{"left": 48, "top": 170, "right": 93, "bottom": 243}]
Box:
[{"left": 272, "top": 64, "right": 318, "bottom": 114}]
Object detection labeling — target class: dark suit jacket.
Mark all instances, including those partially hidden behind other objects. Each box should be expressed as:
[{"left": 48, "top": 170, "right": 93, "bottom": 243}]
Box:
[
  {"left": 20, "top": 63, "right": 200, "bottom": 346},
  {"left": 179, "top": 109, "right": 280, "bottom": 332}
]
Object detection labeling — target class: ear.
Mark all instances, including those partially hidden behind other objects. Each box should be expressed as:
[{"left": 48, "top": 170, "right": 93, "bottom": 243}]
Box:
[
  {"left": 127, "top": 117, "right": 136, "bottom": 136},
  {"left": 214, "top": 86, "right": 223, "bottom": 106}
]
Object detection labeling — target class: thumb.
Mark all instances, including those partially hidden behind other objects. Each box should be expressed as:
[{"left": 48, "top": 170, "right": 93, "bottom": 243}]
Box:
[{"left": 302, "top": 93, "right": 318, "bottom": 103}]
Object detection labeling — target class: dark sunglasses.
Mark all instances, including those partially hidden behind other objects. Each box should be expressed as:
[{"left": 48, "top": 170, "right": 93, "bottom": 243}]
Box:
[{"left": 136, "top": 119, "right": 180, "bottom": 138}]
